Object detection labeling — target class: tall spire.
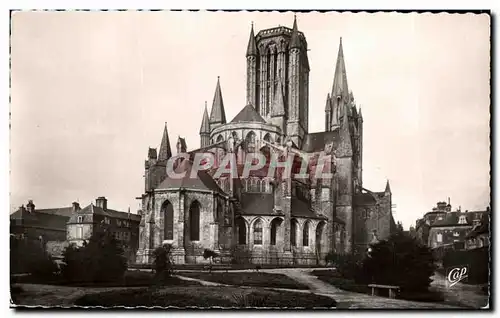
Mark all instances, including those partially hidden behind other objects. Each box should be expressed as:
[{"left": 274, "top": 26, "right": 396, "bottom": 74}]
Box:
[
  {"left": 246, "top": 22, "right": 258, "bottom": 57},
  {"left": 331, "top": 37, "right": 349, "bottom": 100},
  {"left": 209, "top": 76, "right": 227, "bottom": 125},
  {"left": 158, "top": 122, "right": 172, "bottom": 161},
  {"left": 385, "top": 179, "right": 391, "bottom": 193},
  {"left": 199, "top": 101, "right": 210, "bottom": 134},
  {"left": 290, "top": 14, "right": 301, "bottom": 49}
]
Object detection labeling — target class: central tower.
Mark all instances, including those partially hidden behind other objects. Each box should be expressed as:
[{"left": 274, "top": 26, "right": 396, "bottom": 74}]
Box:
[{"left": 245, "top": 16, "right": 310, "bottom": 147}]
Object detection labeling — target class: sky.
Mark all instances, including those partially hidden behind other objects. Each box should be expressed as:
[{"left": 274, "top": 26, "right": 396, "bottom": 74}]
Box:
[{"left": 10, "top": 11, "right": 490, "bottom": 229}]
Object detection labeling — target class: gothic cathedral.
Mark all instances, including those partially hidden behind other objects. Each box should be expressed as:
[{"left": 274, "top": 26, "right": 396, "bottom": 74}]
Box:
[{"left": 136, "top": 17, "right": 396, "bottom": 265}]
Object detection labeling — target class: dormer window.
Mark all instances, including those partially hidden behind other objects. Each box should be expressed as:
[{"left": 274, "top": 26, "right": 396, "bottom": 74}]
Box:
[
  {"left": 458, "top": 215, "right": 467, "bottom": 224},
  {"left": 77, "top": 216, "right": 83, "bottom": 223}
]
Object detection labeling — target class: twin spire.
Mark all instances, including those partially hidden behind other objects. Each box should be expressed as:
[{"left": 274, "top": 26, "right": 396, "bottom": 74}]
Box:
[{"left": 209, "top": 76, "right": 227, "bottom": 125}]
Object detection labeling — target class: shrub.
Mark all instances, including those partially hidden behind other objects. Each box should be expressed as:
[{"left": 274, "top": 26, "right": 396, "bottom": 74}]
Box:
[
  {"left": 152, "top": 244, "right": 175, "bottom": 283},
  {"left": 324, "top": 252, "right": 363, "bottom": 280},
  {"left": 10, "top": 235, "right": 58, "bottom": 279},
  {"left": 61, "top": 226, "right": 127, "bottom": 283},
  {"left": 360, "top": 231, "right": 436, "bottom": 293}
]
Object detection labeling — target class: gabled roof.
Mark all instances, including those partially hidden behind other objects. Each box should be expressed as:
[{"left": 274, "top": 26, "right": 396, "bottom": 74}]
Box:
[
  {"left": 301, "top": 129, "right": 340, "bottom": 153},
  {"left": 231, "top": 104, "right": 266, "bottom": 123},
  {"left": 156, "top": 159, "right": 224, "bottom": 194}
]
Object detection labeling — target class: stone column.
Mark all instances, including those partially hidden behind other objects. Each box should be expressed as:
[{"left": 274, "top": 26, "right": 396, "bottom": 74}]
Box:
[{"left": 173, "top": 190, "right": 186, "bottom": 264}]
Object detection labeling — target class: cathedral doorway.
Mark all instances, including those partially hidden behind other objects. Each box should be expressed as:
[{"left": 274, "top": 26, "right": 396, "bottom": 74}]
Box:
[{"left": 161, "top": 200, "right": 174, "bottom": 241}]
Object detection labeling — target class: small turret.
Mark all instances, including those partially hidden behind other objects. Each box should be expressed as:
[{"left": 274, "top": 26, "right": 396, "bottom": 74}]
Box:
[
  {"left": 246, "top": 22, "right": 258, "bottom": 57},
  {"left": 290, "top": 15, "right": 301, "bottom": 49},
  {"left": 209, "top": 77, "right": 227, "bottom": 129}
]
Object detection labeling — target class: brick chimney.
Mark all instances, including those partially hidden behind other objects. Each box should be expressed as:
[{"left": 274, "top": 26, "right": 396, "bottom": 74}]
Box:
[
  {"left": 26, "top": 200, "right": 35, "bottom": 213},
  {"left": 72, "top": 202, "right": 81, "bottom": 213},
  {"left": 96, "top": 197, "right": 107, "bottom": 210}
]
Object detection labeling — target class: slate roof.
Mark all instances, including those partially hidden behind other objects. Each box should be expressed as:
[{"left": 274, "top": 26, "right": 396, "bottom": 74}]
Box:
[
  {"left": 431, "top": 211, "right": 488, "bottom": 227},
  {"left": 230, "top": 104, "right": 266, "bottom": 124},
  {"left": 239, "top": 193, "right": 274, "bottom": 215},
  {"left": 68, "top": 204, "right": 141, "bottom": 223},
  {"left": 301, "top": 129, "right": 340, "bottom": 153},
  {"left": 10, "top": 208, "right": 69, "bottom": 230},
  {"left": 156, "top": 159, "right": 224, "bottom": 194}
]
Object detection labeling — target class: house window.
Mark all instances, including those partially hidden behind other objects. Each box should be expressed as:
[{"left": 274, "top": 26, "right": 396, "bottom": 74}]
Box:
[
  {"left": 436, "top": 233, "right": 443, "bottom": 243},
  {"left": 453, "top": 231, "right": 460, "bottom": 237},
  {"left": 77, "top": 216, "right": 83, "bottom": 223},
  {"left": 253, "top": 220, "right": 263, "bottom": 245},
  {"left": 104, "top": 217, "right": 110, "bottom": 224},
  {"left": 77, "top": 227, "right": 83, "bottom": 239}
]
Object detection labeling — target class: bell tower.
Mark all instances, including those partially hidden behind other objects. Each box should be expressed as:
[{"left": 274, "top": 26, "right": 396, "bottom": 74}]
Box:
[{"left": 245, "top": 15, "right": 310, "bottom": 147}]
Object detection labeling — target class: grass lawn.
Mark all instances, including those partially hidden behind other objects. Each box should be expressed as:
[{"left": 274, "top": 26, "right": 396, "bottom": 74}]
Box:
[
  {"left": 312, "top": 270, "right": 371, "bottom": 294},
  {"left": 73, "top": 286, "right": 336, "bottom": 308},
  {"left": 11, "top": 270, "right": 199, "bottom": 288},
  {"left": 179, "top": 271, "right": 310, "bottom": 290},
  {"left": 312, "top": 270, "right": 445, "bottom": 303}
]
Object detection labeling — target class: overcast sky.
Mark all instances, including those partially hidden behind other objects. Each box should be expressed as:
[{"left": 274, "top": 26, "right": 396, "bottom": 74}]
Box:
[{"left": 10, "top": 11, "right": 490, "bottom": 229}]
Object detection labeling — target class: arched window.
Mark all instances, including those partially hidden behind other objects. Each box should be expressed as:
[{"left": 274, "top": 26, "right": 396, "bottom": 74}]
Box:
[
  {"left": 270, "top": 218, "right": 282, "bottom": 246},
  {"left": 263, "top": 133, "right": 272, "bottom": 143},
  {"left": 246, "top": 131, "right": 256, "bottom": 153},
  {"left": 256, "top": 179, "right": 262, "bottom": 192},
  {"left": 254, "top": 219, "right": 263, "bottom": 245},
  {"left": 161, "top": 200, "right": 174, "bottom": 240},
  {"left": 189, "top": 201, "right": 200, "bottom": 241},
  {"left": 236, "top": 217, "right": 247, "bottom": 245},
  {"left": 303, "top": 221, "right": 310, "bottom": 246},
  {"left": 291, "top": 219, "right": 298, "bottom": 247},
  {"left": 261, "top": 180, "right": 266, "bottom": 192},
  {"left": 316, "top": 221, "right": 326, "bottom": 254}
]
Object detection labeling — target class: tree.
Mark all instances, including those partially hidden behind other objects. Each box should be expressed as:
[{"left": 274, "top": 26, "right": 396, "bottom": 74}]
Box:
[
  {"left": 360, "top": 231, "right": 436, "bottom": 292},
  {"left": 152, "top": 244, "right": 175, "bottom": 283},
  {"left": 10, "top": 235, "right": 58, "bottom": 279},
  {"left": 61, "top": 225, "right": 127, "bottom": 283}
]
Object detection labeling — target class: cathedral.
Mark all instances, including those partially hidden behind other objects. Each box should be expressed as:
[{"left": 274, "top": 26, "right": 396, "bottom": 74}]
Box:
[{"left": 136, "top": 17, "right": 396, "bottom": 265}]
